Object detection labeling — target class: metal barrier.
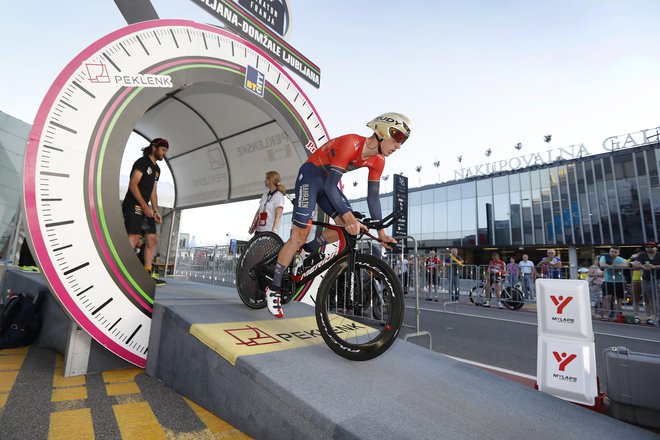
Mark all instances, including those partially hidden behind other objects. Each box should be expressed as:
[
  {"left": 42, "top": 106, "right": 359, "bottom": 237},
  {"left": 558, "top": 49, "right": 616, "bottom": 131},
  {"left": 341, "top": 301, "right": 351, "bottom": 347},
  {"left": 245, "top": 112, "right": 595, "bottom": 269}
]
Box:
[
  {"left": 174, "top": 245, "right": 238, "bottom": 287},
  {"left": 173, "top": 245, "right": 658, "bottom": 329}
]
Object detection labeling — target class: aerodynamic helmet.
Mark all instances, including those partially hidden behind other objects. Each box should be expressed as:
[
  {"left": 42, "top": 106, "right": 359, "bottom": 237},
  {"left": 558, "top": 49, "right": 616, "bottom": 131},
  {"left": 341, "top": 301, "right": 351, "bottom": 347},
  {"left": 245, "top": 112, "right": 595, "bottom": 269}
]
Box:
[{"left": 366, "top": 112, "right": 412, "bottom": 144}]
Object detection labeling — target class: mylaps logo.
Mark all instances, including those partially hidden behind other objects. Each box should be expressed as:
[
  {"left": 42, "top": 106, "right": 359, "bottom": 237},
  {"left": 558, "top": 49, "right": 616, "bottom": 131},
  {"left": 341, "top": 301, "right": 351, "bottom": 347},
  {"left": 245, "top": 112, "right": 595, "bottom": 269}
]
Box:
[
  {"left": 244, "top": 65, "right": 265, "bottom": 97},
  {"left": 552, "top": 351, "right": 578, "bottom": 382},
  {"left": 553, "top": 351, "right": 577, "bottom": 371},
  {"left": 550, "top": 295, "right": 575, "bottom": 323},
  {"left": 550, "top": 295, "right": 573, "bottom": 314}
]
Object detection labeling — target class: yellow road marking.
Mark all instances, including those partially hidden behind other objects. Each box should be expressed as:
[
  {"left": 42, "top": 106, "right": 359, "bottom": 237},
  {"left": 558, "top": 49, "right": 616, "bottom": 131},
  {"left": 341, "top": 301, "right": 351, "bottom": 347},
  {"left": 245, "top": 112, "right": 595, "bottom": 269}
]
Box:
[
  {"left": 0, "top": 392, "right": 9, "bottom": 408},
  {"left": 0, "top": 354, "right": 26, "bottom": 370},
  {"left": 113, "top": 401, "right": 166, "bottom": 440},
  {"left": 102, "top": 368, "right": 141, "bottom": 384},
  {"left": 106, "top": 382, "right": 140, "bottom": 396},
  {"left": 53, "top": 370, "right": 85, "bottom": 388},
  {"left": 51, "top": 386, "right": 88, "bottom": 402},
  {"left": 0, "top": 347, "right": 29, "bottom": 355},
  {"left": 185, "top": 398, "right": 252, "bottom": 438},
  {"left": 55, "top": 353, "right": 64, "bottom": 368},
  {"left": 0, "top": 371, "right": 19, "bottom": 392},
  {"left": 48, "top": 408, "right": 94, "bottom": 440}
]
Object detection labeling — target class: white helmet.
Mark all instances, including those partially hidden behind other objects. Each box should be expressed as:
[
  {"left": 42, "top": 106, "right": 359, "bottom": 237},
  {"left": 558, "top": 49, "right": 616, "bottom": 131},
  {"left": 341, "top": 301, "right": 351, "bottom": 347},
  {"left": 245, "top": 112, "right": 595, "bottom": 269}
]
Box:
[{"left": 366, "top": 112, "right": 412, "bottom": 143}]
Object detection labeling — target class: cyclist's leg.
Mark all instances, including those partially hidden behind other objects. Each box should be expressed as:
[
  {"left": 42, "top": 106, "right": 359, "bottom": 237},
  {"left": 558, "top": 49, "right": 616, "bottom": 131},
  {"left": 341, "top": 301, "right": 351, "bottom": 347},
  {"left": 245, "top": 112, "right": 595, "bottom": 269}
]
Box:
[{"left": 269, "top": 163, "right": 320, "bottom": 290}]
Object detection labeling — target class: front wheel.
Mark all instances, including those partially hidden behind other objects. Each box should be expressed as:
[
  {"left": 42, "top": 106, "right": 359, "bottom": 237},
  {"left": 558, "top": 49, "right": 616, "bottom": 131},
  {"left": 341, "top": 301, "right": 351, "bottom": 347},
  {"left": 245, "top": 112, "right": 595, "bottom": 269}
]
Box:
[
  {"left": 235, "top": 232, "right": 283, "bottom": 309},
  {"left": 315, "top": 254, "right": 404, "bottom": 361}
]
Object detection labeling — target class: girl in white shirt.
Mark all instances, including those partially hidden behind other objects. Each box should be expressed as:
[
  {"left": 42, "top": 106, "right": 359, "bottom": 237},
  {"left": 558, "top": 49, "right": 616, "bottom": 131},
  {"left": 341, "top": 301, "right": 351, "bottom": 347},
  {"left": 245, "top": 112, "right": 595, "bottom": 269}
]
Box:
[{"left": 250, "top": 171, "right": 286, "bottom": 235}]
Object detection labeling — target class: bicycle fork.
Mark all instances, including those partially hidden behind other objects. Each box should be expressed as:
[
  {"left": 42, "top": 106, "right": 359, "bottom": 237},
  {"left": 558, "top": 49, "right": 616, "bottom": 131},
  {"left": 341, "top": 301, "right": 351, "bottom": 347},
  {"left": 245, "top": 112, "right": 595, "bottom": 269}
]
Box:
[{"left": 347, "top": 250, "right": 356, "bottom": 303}]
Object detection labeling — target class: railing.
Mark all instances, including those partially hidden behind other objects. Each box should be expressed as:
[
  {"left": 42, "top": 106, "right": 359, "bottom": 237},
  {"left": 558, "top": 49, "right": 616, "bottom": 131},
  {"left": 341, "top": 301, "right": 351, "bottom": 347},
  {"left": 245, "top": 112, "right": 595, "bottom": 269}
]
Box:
[{"left": 173, "top": 246, "right": 658, "bottom": 327}]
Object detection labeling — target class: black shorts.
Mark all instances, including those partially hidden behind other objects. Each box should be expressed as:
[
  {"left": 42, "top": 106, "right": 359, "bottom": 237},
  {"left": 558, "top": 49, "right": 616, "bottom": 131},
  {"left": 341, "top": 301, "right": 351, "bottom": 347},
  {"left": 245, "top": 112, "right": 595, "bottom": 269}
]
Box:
[
  {"left": 603, "top": 281, "right": 625, "bottom": 299},
  {"left": 123, "top": 203, "right": 156, "bottom": 235}
]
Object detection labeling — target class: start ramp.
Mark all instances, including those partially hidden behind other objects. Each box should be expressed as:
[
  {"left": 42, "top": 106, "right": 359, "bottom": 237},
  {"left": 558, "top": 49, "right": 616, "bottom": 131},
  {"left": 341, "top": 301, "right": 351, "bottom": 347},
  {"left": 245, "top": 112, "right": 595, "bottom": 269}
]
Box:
[{"left": 146, "top": 279, "right": 656, "bottom": 440}]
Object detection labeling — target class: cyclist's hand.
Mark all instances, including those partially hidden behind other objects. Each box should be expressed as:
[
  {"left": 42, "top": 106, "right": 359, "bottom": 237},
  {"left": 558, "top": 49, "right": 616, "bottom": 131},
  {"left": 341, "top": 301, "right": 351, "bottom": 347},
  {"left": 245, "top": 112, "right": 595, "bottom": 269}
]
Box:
[
  {"left": 377, "top": 231, "right": 397, "bottom": 250},
  {"left": 341, "top": 211, "right": 364, "bottom": 235}
]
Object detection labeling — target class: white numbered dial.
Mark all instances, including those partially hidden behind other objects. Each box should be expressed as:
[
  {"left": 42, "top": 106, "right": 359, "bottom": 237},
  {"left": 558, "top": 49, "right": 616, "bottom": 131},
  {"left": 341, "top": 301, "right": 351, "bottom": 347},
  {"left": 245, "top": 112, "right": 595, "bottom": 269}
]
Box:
[{"left": 23, "top": 19, "right": 327, "bottom": 367}]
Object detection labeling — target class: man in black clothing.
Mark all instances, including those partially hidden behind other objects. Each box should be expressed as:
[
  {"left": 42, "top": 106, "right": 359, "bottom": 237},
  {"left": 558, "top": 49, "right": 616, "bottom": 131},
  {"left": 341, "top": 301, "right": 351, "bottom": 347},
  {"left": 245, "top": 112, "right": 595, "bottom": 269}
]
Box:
[
  {"left": 122, "top": 138, "right": 169, "bottom": 285},
  {"left": 632, "top": 241, "right": 660, "bottom": 325}
]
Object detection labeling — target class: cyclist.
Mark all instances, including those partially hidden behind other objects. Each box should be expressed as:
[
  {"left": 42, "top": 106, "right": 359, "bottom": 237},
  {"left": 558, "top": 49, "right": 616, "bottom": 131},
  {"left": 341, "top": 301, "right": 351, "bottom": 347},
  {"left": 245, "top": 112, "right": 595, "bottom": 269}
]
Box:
[
  {"left": 484, "top": 252, "right": 506, "bottom": 309},
  {"left": 265, "top": 112, "right": 412, "bottom": 318}
]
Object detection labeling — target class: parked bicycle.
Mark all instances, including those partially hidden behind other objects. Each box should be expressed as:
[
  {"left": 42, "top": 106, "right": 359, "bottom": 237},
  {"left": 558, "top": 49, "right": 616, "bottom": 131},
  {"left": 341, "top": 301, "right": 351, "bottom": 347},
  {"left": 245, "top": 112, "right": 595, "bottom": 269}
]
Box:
[
  {"left": 469, "top": 273, "right": 524, "bottom": 310},
  {"left": 235, "top": 211, "right": 405, "bottom": 361}
]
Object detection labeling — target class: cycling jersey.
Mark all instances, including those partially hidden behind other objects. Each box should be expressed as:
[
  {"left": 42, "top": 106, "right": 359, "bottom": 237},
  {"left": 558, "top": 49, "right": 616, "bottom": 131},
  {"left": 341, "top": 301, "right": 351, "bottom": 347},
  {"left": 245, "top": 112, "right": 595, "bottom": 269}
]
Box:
[{"left": 293, "top": 134, "right": 385, "bottom": 228}]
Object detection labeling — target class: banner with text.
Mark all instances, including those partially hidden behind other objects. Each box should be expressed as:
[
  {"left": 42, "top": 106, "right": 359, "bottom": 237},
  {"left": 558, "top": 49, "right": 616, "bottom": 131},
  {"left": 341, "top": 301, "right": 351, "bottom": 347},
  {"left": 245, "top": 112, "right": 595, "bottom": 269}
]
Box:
[
  {"left": 191, "top": 0, "right": 320, "bottom": 88},
  {"left": 393, "top": 174, "right": 408, "bottom": 251}
]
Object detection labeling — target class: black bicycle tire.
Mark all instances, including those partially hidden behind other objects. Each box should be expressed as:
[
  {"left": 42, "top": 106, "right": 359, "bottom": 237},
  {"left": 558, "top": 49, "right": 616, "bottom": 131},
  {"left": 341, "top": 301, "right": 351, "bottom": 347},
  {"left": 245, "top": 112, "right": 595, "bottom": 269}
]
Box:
[
  {"left": 315, "top": 253, "right": 404, "bottom": 361},
  {"left": 469, "top": 282, "right": 486, "bottom": 305},
  {"left": 508, "top": 286, "right": 525, "bottom": 310},
  {"left": 235, "top": 232, "right": 283, "bottom": 309}
]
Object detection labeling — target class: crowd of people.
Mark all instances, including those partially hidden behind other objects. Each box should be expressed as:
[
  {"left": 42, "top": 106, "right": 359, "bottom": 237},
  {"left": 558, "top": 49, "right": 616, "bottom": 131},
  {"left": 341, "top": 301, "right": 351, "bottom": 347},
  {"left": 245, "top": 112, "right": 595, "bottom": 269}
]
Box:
[{"left": 389, "top": 246, "right": 657, "bottom": 325}]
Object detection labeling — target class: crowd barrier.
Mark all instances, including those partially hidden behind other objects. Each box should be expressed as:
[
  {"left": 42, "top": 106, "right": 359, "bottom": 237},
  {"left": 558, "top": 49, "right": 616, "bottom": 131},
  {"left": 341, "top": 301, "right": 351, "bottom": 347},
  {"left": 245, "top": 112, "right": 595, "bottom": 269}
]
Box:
[{"left": 172, "top": 245, "right": 658, "bottom": 327}]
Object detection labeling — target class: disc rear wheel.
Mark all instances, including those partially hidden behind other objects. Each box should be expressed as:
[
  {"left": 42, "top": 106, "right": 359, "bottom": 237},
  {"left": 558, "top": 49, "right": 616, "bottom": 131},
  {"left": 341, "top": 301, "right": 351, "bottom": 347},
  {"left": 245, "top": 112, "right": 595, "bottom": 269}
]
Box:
[{"left": 235, "top": 232, "right": 283, "bottom": 309}]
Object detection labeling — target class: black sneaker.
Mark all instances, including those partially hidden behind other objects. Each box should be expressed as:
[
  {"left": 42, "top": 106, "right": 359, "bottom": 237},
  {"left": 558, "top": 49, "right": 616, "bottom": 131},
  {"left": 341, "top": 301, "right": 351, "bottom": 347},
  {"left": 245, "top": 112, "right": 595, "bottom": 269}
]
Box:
[{"left": 151, "top": 272, "right": 167, "bottom": 286}]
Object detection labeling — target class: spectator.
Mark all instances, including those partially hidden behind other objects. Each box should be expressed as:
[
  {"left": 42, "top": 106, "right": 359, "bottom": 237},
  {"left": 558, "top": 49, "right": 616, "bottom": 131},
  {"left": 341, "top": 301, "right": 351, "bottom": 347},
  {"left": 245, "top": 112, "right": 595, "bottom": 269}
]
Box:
[
  {"left": 539, "top": 249, "right": 562, "bottom": 279},
  {"left": 518, "top": 254, "right": 536, "bottom": 300},
  {"left": 425, "top": 250, "right": 441, "bottom": 301},
  {"left": 396, "top": 254, "right": 409, "bottom": 295},
  {"left": 587, "top": 257, "right": 604, "bottom": 316},
  {"left": 250, "top": 171, "right": 286, "bottom": 236},
  {"left": 632, "top": 241, "right": 659, "bottom": 326},
  {"left": 626, "top": 248, "right": 643, "bottom": 324},
  {"left": 599, "top": 246, "right": 628, "bottom": 319},
  {"left": 445, "top": 248, "right": 463, "bottom": 302},
  {"left": 506, "top": 257, "right": 519, "bottom": 287},
  {"left": 485, "top": 252, "right": 506, "bottom": 309}
]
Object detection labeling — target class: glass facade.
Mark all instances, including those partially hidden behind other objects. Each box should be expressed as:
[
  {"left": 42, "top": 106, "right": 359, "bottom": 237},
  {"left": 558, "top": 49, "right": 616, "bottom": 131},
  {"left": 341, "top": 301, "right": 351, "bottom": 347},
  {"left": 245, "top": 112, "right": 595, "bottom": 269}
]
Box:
[{"left": 281, "top": 143, "right": 660, "bottom": 249}]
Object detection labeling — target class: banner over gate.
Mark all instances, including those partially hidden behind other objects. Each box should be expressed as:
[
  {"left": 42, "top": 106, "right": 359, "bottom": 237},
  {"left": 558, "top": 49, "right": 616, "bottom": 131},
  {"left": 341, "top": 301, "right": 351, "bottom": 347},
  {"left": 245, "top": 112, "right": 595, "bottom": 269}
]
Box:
[{"left": 191, "top": 0, "right": 321, "bottom": 88}]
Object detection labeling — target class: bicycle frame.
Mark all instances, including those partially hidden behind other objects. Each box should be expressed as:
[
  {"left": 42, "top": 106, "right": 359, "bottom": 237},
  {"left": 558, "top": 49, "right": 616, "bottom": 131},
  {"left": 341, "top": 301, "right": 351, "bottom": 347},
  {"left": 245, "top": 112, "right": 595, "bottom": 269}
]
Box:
[{"left": 274, "top": 212, "right": 401, "bottom": 304}]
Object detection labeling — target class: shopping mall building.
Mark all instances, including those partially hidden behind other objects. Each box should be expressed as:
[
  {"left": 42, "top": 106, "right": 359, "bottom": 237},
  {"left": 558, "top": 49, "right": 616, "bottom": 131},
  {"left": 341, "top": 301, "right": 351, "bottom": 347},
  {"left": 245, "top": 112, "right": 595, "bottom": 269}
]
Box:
[
  {"left": 2, "top": 109, "right": 659, "bottom": 277},
  {"left": 281, "top": 127, "right": 660, "bottom": 276}
]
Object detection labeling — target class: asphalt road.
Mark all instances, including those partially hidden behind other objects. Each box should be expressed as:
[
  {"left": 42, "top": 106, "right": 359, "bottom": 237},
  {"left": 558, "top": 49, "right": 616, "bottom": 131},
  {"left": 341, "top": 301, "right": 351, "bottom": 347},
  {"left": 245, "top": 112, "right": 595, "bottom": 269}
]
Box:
[{"left": 400, "top": 297, "right": 660, "bottom": 382}]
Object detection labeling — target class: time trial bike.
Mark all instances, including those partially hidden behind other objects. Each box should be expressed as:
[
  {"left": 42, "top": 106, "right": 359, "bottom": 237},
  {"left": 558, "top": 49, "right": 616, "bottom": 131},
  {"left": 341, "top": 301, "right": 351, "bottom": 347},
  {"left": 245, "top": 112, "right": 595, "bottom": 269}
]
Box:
[
  {"left": 469, "top": 273, "right": 525, "bottom": 310},
  {"left": 235, "top": 211, "right": 404, "bottom": 361}
]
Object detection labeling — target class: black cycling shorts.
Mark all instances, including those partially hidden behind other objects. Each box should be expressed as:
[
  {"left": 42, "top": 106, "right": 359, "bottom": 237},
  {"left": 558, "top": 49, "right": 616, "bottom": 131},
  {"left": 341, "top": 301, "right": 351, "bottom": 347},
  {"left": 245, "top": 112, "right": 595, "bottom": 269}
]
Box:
[{"left": 123, "top": 203, "right": 157, "bottom": 235}]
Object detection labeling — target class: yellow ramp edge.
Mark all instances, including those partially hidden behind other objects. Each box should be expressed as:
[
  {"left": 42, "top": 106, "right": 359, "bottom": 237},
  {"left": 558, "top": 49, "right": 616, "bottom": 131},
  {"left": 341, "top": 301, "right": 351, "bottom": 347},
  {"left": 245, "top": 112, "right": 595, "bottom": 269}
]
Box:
[{"left": 190, "top": 315, "right": 375, "bottom": 365}]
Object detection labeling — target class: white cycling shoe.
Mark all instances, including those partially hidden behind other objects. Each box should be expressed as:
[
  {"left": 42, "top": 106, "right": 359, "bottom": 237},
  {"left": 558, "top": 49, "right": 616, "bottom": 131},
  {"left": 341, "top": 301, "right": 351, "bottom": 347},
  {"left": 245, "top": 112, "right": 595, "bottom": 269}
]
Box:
[{"left": 266, "top": 287, "right": 284, "bottom": 319}]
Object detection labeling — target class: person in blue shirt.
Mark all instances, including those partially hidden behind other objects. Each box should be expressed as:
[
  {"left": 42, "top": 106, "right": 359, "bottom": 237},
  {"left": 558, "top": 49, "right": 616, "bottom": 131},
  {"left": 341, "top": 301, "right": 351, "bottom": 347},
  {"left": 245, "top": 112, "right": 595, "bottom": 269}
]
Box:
[{"left": 599, "top": 246, "right": 629, "bottom": 319}]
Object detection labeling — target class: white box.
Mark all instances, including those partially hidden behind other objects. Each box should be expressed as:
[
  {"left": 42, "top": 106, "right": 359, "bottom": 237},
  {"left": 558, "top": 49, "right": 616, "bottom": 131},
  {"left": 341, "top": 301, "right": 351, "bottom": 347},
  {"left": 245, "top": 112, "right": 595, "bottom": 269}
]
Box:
[
  {"left": 536, "top": 279, "right": 593, "bottom": 340},
  {"left": 537, "top": 335, "right": 598, "bottom": 406}
]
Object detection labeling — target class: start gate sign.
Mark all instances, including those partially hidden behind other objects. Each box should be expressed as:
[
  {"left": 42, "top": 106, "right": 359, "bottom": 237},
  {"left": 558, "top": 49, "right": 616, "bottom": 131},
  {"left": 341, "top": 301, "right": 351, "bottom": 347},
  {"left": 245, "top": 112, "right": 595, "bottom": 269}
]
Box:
[{"left": 536, "top": 279, "right": 597, "bottom": 406}]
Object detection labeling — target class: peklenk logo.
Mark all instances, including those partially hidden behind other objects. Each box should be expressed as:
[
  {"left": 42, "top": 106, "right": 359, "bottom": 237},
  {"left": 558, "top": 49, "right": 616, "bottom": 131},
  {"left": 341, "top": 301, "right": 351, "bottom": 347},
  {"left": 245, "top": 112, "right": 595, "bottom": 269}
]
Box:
[
  {"left": 244, "top": 65, "right": 265, "bottom": 97},
  {"left": 225, "top": 325, "right": 280, "bottom": 346},
  {"left": 552, "top": 351, "right": 578, "bottom": 382},
  {"left": 86, "top": 61, "right": 110, "bottom": 83},
  {"left": 84, "top": 60, "right": 172, "bottom": 88}
]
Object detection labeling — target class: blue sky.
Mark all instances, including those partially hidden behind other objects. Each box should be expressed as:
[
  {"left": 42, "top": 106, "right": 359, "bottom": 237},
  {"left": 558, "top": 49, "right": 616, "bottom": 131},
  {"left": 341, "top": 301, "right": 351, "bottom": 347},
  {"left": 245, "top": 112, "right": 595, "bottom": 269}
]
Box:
[{"left": 3, "top": 1, "right": 660, "bottom": 244}]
